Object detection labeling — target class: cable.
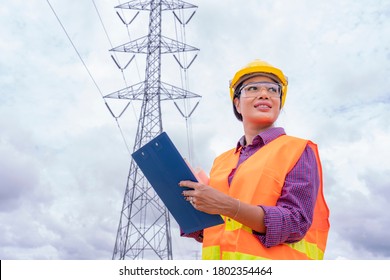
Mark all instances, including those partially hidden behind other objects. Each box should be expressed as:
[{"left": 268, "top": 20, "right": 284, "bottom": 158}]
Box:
[
  {"left": 173, "top": 9, "right": 197, "bottom": 165},
  {"left": 46, "top": 0, "right": 132, "bottom": 155},
  {"left": 116, "top": 0, "right": 143, "bottom": 82},
  {"left": 46, "top": 0, "right": 104, "bottom": 98},
  {"left": 92, "top": 0, "right": 138, "bottom": 121},
  {"left": 92, "top": 0, "right": 115, "bottom": 50}
]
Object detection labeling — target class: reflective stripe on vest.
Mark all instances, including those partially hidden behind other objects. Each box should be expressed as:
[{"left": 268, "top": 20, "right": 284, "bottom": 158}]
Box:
[{"left": 202, "top": 135, "right": 330, "bottom": 260}]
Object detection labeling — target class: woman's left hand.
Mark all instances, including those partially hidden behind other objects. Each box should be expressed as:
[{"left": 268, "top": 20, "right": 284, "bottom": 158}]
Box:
[{"left": 179, "top": 180, "right": 237, "bottom": 217}]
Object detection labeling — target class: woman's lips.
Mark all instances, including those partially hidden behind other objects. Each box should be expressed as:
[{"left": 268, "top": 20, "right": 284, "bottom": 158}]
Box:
[{"left": 254, "top": 101, "right": 272, "bottom": 109}]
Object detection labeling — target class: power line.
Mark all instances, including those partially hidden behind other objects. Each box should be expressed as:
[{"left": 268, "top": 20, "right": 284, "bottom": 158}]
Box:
[
  {"left": 46, "top": 0, "right": 132, "bottom": 155},
  {"left": 46, "top": 0, "right": 104, "bottom": 98},
  {"left": 92, "top": 0, "right": 138, "bottom": 121}
]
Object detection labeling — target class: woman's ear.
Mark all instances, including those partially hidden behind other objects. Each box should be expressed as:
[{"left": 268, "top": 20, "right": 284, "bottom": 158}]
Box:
[{"left": 234, "top": 97, "right": 241, "bottom": 114}]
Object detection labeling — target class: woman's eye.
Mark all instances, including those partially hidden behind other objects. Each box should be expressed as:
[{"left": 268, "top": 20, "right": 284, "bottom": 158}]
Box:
[
  {"left": 268, "top": 87, "right": 277, "bottom": 93},
  {"left": 247, "top": 86, "right": 258, "bottom": 91}
]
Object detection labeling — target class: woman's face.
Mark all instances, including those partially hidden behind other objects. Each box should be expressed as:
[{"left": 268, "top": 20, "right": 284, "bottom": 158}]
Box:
[{"left": 234, "top": 75, "right": 281, "bottom": 129}]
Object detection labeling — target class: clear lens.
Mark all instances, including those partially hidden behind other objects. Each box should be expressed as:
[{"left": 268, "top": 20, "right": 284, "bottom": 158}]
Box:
[{"left": 240, "top": 82, "right": 281, "bottom": 98}]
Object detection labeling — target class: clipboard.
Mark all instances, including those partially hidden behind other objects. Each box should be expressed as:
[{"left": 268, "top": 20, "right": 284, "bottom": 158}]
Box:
[{"left": 132, "top": 132, "right": 224, "bottom": 234}]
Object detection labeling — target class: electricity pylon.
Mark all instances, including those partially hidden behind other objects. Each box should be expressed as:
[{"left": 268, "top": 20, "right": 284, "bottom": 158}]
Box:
[{"left": 106, "top": 0, "right": 200, "bottom": 260}]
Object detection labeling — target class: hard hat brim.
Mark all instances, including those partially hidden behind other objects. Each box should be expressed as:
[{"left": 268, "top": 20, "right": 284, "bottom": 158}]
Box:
[{"left": 234, "top": 73, "right": 282, "bottom": 91}]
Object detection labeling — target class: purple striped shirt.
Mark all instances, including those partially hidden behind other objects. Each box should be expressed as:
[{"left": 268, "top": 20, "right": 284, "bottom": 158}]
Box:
[
  {"left": 181, "top": 127, "right": 320, "bottom": 248},
  {"left": 232, "top": 127, "right": 319, "bottom": 247}
]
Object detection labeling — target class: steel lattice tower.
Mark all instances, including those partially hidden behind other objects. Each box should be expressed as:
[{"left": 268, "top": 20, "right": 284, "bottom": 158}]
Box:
[{"left": 106, "top": 0, "right": 200, "bottom": 260}]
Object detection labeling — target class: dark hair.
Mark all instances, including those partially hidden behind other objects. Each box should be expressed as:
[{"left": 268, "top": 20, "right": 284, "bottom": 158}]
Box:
[{"left": 232, "top": 82, "right": 243, "bottom": 121}]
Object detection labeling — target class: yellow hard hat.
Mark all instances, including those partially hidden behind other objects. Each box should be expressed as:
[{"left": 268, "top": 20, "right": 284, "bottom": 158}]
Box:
[{"left": 229, "top": 59, "right": 289, "bottom": 107}]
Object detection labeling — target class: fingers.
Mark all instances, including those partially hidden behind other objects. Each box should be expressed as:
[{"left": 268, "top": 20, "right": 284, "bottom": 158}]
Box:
[
  {"left": 178, "top": 180, "right": 200, "bottom": 189},
  {"left": 187, "top": 196, "right": 197, "bottom": 208},
  {"left": 180, "top": 180, "right": 200, "bottom": 208},
  {"left": 183, "top": 192, "right": 197, "bottom": 209},
  {"left": 179, "top": 180, "right": 198, "bottom": 197},
  {"left": 182, "top": 188, "right": 196, "bottom": 201}
]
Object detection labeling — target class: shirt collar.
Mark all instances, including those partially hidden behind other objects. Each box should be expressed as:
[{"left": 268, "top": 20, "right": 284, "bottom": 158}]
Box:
[{"left": 235, "top": 127, "right": 286, "bottom": 153}]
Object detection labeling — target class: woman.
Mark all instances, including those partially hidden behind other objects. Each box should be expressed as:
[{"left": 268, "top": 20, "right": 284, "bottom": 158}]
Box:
[{"left": 180, "top": 59, "right": 330, "bottom": 260}]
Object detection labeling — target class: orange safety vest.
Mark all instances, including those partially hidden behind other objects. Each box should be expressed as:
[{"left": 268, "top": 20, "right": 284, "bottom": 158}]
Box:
[{"left": 203, "top": 135, "right": 330, "bottom": 260}]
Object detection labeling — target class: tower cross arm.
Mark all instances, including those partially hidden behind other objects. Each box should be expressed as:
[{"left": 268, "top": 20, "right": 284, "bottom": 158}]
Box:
[
  {"left": 160, "top": 36, "right": 199, "bottom": 54},
  {"left": 104, "top": 81, "right": 200, "bottom": 101},
  {"left": 110, "top": 36, "right": 198, "bottom": 54},
  {"left": 115, "top": 0, "right": 197, "bottom": 11},
  {"left": 110, "top": 36, "right": 149, "bottom": 54},
  {"left": 160, "top": 82, "right": 201, "bottom": 100},
  {"left": 104, "top": 81, "right": 145, "bottom": 100}
]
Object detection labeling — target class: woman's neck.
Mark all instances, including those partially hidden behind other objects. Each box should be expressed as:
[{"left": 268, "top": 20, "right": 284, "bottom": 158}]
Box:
[{"left": 243, "top": 123, "right": 274, "bottom": 145}]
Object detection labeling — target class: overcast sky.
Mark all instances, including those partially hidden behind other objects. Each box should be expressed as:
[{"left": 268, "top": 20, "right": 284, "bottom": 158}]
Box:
[{"left": 1, "top": 0, "right": 389, "bottom": 260}]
